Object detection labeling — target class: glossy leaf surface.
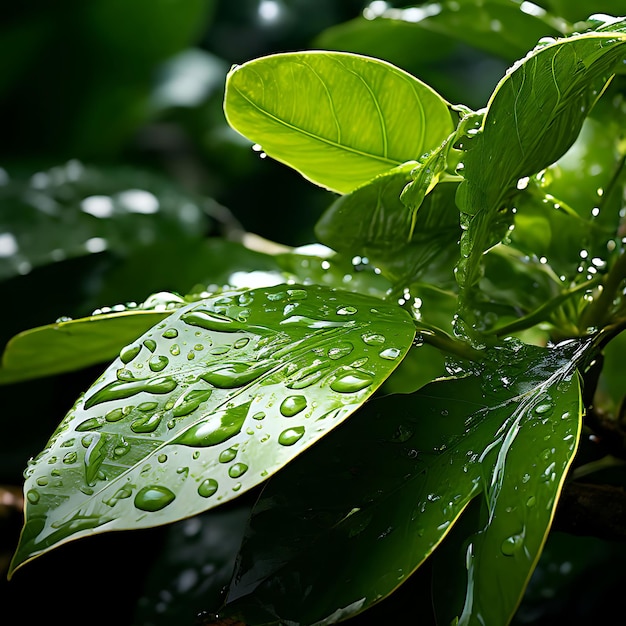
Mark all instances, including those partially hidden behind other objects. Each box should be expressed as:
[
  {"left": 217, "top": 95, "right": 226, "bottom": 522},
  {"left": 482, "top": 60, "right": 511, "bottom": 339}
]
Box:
[
  {"left": 219, "top": 340, "right": 583, "bottom": 625},
  {"left": 224, "top": 51, "right": 455, "bottom": 193},
  {"left": 455, "top": 26, "right": 626, "bottom": 310},
  {"left": 9, "top": 284, "right": 415, "bottom": 575}
]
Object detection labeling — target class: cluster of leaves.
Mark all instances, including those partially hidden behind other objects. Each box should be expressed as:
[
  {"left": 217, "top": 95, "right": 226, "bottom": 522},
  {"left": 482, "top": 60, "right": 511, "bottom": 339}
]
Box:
[{"left": 4, "top": 2, "right": 626, "bottom": 625}]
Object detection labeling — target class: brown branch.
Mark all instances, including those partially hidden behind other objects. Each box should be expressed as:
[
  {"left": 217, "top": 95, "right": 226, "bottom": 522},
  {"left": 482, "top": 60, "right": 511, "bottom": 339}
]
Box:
[{"left": 553, "top": 481, "right": 626, "bottom": 541}]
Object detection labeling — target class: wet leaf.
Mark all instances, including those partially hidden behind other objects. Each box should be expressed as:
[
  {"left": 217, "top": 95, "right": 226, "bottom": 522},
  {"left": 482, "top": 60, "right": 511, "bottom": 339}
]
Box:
[
  {"left": 455, "top": 24, "right": 626, "bottom": 316},
  {"left": 9, "top": 284, "right": 415, "bottom": 576},
  {"left": 224, "top": 51, "right": 455, "bottom": 193},
  {"left": 315, "top": 164, "right": 460, "bottom": 287},
  {"left": 217, "top": 340, "right": 583, "bottom": 625}
]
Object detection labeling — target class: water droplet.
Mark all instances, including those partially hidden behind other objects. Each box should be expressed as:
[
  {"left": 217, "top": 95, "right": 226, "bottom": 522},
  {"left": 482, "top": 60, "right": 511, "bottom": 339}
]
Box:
[
  {"left": 228, "top": 463, "right": 249, "bottom": 478},
  {"left": 84, "top": 376, "right": 178, "bottom": 409},
  {"left": 534, "top": 399, "right": 554, "bottom": 416},
  {"left": 176, "top": 403, "right": 249, "bottom": 447},
  {"left": 26, "top": 489, "right": 40, "bottom": 504},
  {"left": 134, "top": 485, "right": 176, "bottom": 512},
  {"left": 361, "top": 333, "right": 385, "bottom": 345},
  {"left": 266, "top": 291, "right": 286, "bottom": 301},
  {"left": 162, "top": 328, "right": 178, "bottom": 339},
  {"left": 170, "top": 343, "right": 181, "bottom": 356},
  {"left": 253, "top": 411, "right": 265, "bottom": 420},
  {"left": 105, "top": 407, "right": 130, "bottom": 422},
  {"left": 76, "top": 417, "right": 103, "bottom": 431},
  {"left": 330, "top": 370, "right": 374, "bottom": 393},
  {"left": 63, "top": 451, "right": 78, "bottom": 464},
  {"left": 172, "top": 389, "right": 212, "bottom": 417},
  {"left": 526, "top": 496, "right": 536, "bottom": 508},
  {"left": 280, "top": 315, "right": 348, "bottom": 329},
  {"left": 379, "top": 347, "right": 401, "bottom": 360},
  {"left": 234, "top": 337, "right": 250, "bottom": 349},
  {"left": 187, "top": 351, "right": 196, "bottom": 361},
  {"left": 336, "top": 305, "right": 357, "bottom": 315},
  {"left": 501, "top": 533, "right": 524, "bottom": 556},
  {"left": 280, "top": 395, "right": 307, "bottom": 417},
  {"left": 143, "top": 339, "right": 157, "bottom": 353},
  {"left": 182, "top": 309, "right": 244, "bottom": 332},
  {"left": 286, "top": 289, "right": 308, "bottom": 300},
  {"left": 327, "top": 342, "right": 353, "bottom": 360},
  {"left": 131, "top": 412, "right": 163, "bottom": 433},
  {"left": 148, "top": 356, "right": 170, "bottom": 372},
  {"left": 201, "top": 362, "right": 273, "bottom": 389},
  {"left": 287, "top": 369, "right": 326, "bottom": 389},
  {"left": 217, "top": 448, "right": 239, "bottom": 466},
  {"left": 198, "top": 478, "right": 219, "bottom": 498},
  {"left": 138, "top": 401, "right": 159, "bottom": 412},
  {"left": 120, "top": 344, "right": 141, "bottom": 364},
  {"left": 278, "top": 426, "right": 306, "bottom": 446},
  {"left": 116, "top": 368, "right": 135, "bottom": 381}
]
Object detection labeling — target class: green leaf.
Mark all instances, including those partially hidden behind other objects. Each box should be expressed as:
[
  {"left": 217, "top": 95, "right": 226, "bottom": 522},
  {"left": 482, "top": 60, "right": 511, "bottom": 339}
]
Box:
[
  {"left": 315, "top": 164, "right": 461, "bottom": 287},
  {"left": 217, "top": 340, "right": 583, "bottom": 626},
  {"left": 0, "top": 310, "right": 173, "bottom": 385},
  {"left": 223, "top": 51, "right": 455, "bottom": 193},
  {"left": 455, "top": 26, "right": 626, "bottom": 319},
  {"left": 9, "top": 284, "right": 415, "bottom": 576},
  {"left": 316, "top": 1, "right": 567, "bottom": 65}
]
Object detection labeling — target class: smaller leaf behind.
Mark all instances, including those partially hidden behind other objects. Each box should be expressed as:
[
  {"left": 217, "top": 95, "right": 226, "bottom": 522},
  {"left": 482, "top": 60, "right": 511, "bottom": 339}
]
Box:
[{"left": 9, "top": 284, "right": 415, "bottom": 576}]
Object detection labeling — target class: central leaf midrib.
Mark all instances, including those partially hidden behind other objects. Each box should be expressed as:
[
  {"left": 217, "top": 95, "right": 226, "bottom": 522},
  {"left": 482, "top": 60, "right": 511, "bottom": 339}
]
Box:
[{"left": 233, "top": 86, "right": 401, "bottom": 167}]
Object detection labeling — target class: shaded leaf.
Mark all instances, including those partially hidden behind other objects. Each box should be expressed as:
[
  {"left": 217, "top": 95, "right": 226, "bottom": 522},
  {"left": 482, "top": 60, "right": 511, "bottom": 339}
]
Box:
[
  {"left": 224, "top": 51, "right": 455, "bottom": 193},
  {"left": 9, "top": 284, "right": 414, "bottom": 575},
  {"left": 218, "top": 340, "right": 584, "bottom": 625}
]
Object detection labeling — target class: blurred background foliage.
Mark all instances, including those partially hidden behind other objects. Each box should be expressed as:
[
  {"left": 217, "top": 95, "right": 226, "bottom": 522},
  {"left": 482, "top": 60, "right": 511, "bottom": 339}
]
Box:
[{"left": 3, "top": 1, "right": 626, "bottom": 624}]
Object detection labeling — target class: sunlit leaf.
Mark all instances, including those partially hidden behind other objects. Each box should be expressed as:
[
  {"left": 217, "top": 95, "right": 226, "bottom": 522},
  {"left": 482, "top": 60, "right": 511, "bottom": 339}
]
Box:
[
  {"left": 455, "top": 25, "right": 626, "bottom": 320},
  {"left": 217, "top": 340, "right": 584, "bottom": 626},
  {"left": 9, "top": 284, "right": 415, "bottom": 576},
  {"left": 224, "top": 51, "right": 455, "bottom": 193}
]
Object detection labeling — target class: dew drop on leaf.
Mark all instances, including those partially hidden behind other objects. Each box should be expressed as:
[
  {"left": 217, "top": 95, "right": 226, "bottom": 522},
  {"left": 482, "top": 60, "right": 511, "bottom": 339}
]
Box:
[
  {"left": 330, "top": 371, "right": 374, "bottom": 393},
  {"left": 181, "top": 309, "right": 243, "bottom": 332},
  {"left": 26, "top": 489, "right": 40, "bottom": 504},
  {"left": 379, "top": 347, "right": 401, "bottom": 360},
  {"left": 143, "top": 339, "right": 157, "bottom": 353},
  {"left": 336, "top": 305, "right": 357, "bottom": 315},
  {"left": 198, "top": 478, "right": 219, "bottom": 498},
  {"left": 501, "top": 533, "right": 524, "bottom": 556},
  {"left": 162, "top": 328, "right": 178, "bottom": 339},
  {"left": 361, "top": 333, "right": 385, "bottom": 345},
  {"left": 201, "top": 363, "right": 272, "bottom": 389},
  {"left": 131, "top": 413, "right": 163, "bottom": 434},
  {"left": 280, "top": 395, "right": 307, "bottom": 417},
  {"left": 228, "top": 463, "right": 249, "bottom": 478},
  {"left": 120, "top": 344, "right": 141, "bottom": 364},
  {"left": 278, "top": 426, "right": 306, "bottom": 446},
  {"left": 149, "top": 356, "right": 169, "bottom": 372},
  {"left": 134, "top": 485, "right": 176, "bottom": 512},
  {"left": 219, "top": 447, "right": 239, "bottom": 463}
]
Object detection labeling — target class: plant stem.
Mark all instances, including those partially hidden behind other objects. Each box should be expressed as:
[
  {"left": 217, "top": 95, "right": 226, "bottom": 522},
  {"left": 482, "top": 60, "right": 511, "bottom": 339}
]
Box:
[{"left": 418, "top": 324, "right": 485, "bottom": 362}]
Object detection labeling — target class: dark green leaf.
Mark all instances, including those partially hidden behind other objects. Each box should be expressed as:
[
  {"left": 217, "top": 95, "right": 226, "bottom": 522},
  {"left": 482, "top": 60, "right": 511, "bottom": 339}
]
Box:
[
  {"left": 224, "top": 51, "right": 455, "bottom": 193},
  {"left": 9, "top": 284, "right": 415, "bottom": 576},
  {"left": 218, "top": 340, "right": 583, "bottom": 625}
]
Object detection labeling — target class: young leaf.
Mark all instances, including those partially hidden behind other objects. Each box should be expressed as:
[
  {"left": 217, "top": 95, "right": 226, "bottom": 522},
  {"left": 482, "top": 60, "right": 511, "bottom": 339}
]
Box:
[
  {"left": 224, "top": 51, "right": 455, "bottom": 193},
  {"left": 9, "top": 284, "right": 415, "bottom": 576},
  {"left": 217, "top": 340, "right": 584, "bottom": 626},
  {"left": 455, "top": 26, "right": 626, "bottom": 320}
]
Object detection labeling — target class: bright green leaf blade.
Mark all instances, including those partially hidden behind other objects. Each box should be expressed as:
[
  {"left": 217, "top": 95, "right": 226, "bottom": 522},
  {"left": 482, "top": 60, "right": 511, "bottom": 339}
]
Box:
[
  {"left": 0, "top": 310, "right": 172, "bottom": 385},
  {"left": 218, "top": 340, "right": 586, "bottom": 626},
  {"left": 9, "top": 284, "right": 415, "bottom": 576},
  {"left": 224, "top": 51, "right": 455, "bottom": 193},
  {"left": 456, "top": 369, "right": 583, "bottom": 625},
  {"left": 455, "top": 27, "right": 626, "bottom": 314}
]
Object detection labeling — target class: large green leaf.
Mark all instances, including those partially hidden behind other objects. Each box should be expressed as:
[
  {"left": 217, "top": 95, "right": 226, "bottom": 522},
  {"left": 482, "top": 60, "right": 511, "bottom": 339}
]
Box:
[
  {"left": 455, "top": 25, "right": 626, "bottom": 322},
  {"left": 9, "top": 284, "right": 415, "bottom": 576},
  {"left": 216, "top": 340, "right": 583, "bottom": 625},
  {"left": 223, "top": 51, "right": 455, "bottom": 193}
]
